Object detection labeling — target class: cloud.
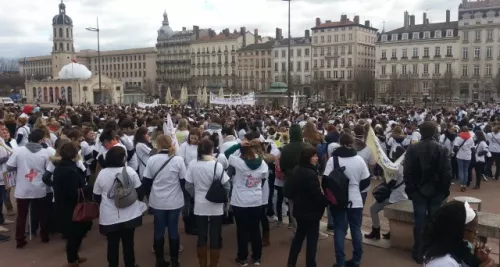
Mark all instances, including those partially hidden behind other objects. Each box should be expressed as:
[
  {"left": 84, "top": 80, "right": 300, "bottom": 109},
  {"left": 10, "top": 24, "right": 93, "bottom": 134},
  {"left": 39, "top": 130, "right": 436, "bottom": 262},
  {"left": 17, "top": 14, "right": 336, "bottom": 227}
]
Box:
[{"left": 0, "top": 0, "right": 454, "bottom": 58}]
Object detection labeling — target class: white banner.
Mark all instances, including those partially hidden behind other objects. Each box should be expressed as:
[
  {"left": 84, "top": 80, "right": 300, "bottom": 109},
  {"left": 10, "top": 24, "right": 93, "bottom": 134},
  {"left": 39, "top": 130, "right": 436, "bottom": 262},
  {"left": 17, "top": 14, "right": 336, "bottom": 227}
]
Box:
[
  {"left": 209, "top": 92, "right": 255, "bottom": 106},
  {"left": 366, "top": 126, "right": 405, "bottom": 183},
  {"left": 137, "top": 99, "right": 159, "bottom": 108}
]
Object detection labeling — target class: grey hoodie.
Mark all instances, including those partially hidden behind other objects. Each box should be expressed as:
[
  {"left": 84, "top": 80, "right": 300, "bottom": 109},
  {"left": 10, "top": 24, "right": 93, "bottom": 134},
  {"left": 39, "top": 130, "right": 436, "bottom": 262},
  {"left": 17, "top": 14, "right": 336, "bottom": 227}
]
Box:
[{"left": 25, "top": 143, "right": 43, "bottom": 153}]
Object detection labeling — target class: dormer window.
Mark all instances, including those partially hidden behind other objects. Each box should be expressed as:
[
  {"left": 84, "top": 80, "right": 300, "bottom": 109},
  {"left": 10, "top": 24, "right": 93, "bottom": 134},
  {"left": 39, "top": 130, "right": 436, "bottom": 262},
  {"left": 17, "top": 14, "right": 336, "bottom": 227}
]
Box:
[
  {"left": 381, "top": 35, "right": 387, "bottom": 41},
  {"left": 413, "top": 32, "right": 419, "bottom": 39},
  {"left": 435, "top": 30, "right": 442, "bottom": 38},
  {"left": 424, "top": 31, "right": 430, "bottom": 39},
  {"left": 392, "top": 34, "right": 398, "bottom": 41},
  {"left": 402, "top": 33, "right": 409, "bottom": 40},
  {"left": 446, "top": 30, "right": 453, "bottom": 37}
]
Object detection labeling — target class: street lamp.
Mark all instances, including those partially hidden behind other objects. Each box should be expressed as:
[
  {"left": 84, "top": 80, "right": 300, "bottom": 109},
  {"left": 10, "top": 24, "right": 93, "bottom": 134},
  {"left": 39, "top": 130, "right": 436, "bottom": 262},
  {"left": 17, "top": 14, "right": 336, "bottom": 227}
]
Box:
[
  {"left": 283, "top": 0, "right": 292, "bottom": 108},
  {"left": 86, "top": 17, "right": 102, "bottom": 105}
]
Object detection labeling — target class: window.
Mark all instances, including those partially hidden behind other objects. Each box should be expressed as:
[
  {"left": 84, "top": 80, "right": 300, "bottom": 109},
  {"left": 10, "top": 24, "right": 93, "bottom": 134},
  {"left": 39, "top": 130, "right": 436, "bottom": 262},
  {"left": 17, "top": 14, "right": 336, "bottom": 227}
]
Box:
[
  {"left": 474, "top": 65, "right": 480, "bottom": 76},
  {"left": 348, "top": 45, "right": 352, "bottom": 54},
  {"left": 381, "top": 65, "right": 386, "bottom": 75},
  {"left": 462, "top": 65, "right": 468, "bottom": 76},
  {"left": 305, "top": 61, "right": 309, "bottom": 70},
  {"left": 321, "top": 36, "right": 324, "bottom": 43},
  {"left": 320, "top": 59, "right": 324, "bottom": 67},
  {"left": 274, "top": 63, "right": 278, "bottom": 71},
  {"left": 281, "top": 50, "right": 286, "bottom": 57},
  {"left": 334, "top": 35, "right": 339, "bottom": 42},
  {"left": 435, "top": 47, "right": 441, "bottom": 56},
  {"left": 274, "top": 51, "right": 278, "bottom": 57},
  {"left": 334, "top": 59, "right": 338, "bottom": 67},
  {"left": 402, "top": 64, "right": 407, "bottom": 74},
  {"left": 391, "top": 65, "right": 397, "bottom": 74},
  {"left": 391, "top": 49, "right": 397, "bottom": 58},
  {"left": 348, "top": 58, "right": 352, "bottom": 67},
  {"left": 446, "top": 46, "right": 452, "bottom": 56},
  {"left": 326, "top": 60, "right": 331, "bottom": 68},
  {"left": 487, "top": 29, "right": 493, "bottom": 41},
  {"left": 487, "top": 46, "right": 492, "bottom": 58},
  {"left": 435, "top": 30, "right": 442, "bottom": 38},
  {"left": 341, "top": 58, "right": 345, "bottom": 67},
  {"left": 305, "top": 48, "right": 310, "bottom": 56},
  {"left": 327, "top": 47, "right": 331, "bottom": 55},
  {"left": 320, "top": 47, "right": 324, "bottom": 56},
  {"left": 446, "top": 30, "right": 453, "bottom": 37},
  {"left": 297, "top": 61, "right": 301, "bottom": 70},
  {"left": 327, "top": 71, "right": 331, "bottom": 78},
  {"left": 474, "top": 47, "right": 480, "bottom": 58},
  {"left": 423, "top": 82, "right": 429, "bottom": 93},
  {"left": 463, "top": 31, "right": 469, "bottom": 41},
  {"left": 382, "top": 50, "right": 387, "bottom": 59},
  {"left": 402, "top": 33, "right": 408, "bottom": 40},
  {"left": 327, "top": 35, "right": 332, "bottom": 43},
  {"left": 402, "top": 48, "right": 408, "bottom": 58},
  {"left": 412, "top": 64, "right": 418, "bottom": 74},
  {"left": 462, "top": 48, "right": 468, "bottom": 59},
  {"left": 412, "top": 32, "right": 419, "bottom": 39},
  {"left": 486, "top": 64, "right": 492, "bottom": 76},
  {"left": 446, "top": 63, "right": 452, "bottom": 73},
  {"left": 349, "top": 33, "right": 353, "bottom": 41},
  {"left": 313, "top": 36, "right": 318, "bottom": 43},
  {"left": 297, "top": 49, "right": 302, "bottom": 57},
  {"left": 424, "top": 47, "right": 429, "bottom": 57},
  {"left": 413, "top": 47, "right": 418, "bottom": 57},
  {"left": 423, "top": 64, "right": 429, "bottom": 74},
  {"left": 381, "top": 34, "right": 388, "bottom": 41},
  {"left": 424, "top": 32, "right": 430, "bottom": 39},
  {"left": 475, "top": 30, "right": 481, "bottom": 41},
  {"left": 434, "top": 63, "right": 440, "bottom": 74},
  {"left": 392, "top": 34, "right": 398, "bottom": 41},
  {"left": 341, "top": 34, "right": 346, "bottom": 41}
]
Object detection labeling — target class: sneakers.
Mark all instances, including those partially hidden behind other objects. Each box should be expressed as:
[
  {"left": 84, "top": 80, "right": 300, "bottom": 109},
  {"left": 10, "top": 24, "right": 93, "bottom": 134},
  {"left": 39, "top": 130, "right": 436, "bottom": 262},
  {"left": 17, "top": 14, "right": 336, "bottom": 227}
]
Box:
[
  {"left": 235, "top": 258, "right": 248, "bottom": 266},
  {"left": 318, "top": 231, "right": 329, "bottom": 240},
  {"left": 253, "top": 259, "right": 261, "bottom": 266},
  {"left": 267, "top": 215, "right": 278, "bottom": 223},
  {"left": 482, "top": 175, "right": 488, "bottom": 182},
  {"left": 3, "top": 219, "right": 14, "bottom": 225},
  {"left": 0, "top": 226, "right": 9, "bottom": 233}
]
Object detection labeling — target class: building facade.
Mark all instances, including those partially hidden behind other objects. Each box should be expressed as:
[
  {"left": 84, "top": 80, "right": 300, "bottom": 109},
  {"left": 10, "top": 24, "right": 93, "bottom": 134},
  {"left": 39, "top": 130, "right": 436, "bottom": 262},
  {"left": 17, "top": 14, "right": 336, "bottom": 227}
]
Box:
[
  {"left": 376, "top": 10, "right": 460, "bottom": 104},
  {"left": 272, "top": 28, "right": 312, "bottom": 96},
  {"left": 311, "top": 15, "right": 377, "bottom": 102},
  {"left": 458, "top": 0, "right": 500, "bottom": 102},
  {"left": 237, "top": 40, "right": 274, "bottom": 92},
  {"left": 191, "top": 28, "right": 258, "bottom": 93}
]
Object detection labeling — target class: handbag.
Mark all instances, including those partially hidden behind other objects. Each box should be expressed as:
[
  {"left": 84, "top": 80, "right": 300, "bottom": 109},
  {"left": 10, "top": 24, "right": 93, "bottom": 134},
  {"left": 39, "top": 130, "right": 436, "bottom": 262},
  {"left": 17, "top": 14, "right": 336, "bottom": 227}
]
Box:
[
  {"left": 372, "top": 180, "right": 405, "bottom": 203},
  {"left": 73, "top": 188, "right": 99, "bottom": 222},
  {"left": 205, "top": 162, "right": 228, "bottom": 204}
]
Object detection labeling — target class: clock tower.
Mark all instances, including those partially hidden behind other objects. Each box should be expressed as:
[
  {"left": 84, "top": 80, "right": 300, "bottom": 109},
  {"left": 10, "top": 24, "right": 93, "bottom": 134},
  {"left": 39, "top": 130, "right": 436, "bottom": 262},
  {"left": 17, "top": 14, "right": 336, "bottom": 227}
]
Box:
[{"left": 51, "top": 0, "right": 75, "bottom": 78}]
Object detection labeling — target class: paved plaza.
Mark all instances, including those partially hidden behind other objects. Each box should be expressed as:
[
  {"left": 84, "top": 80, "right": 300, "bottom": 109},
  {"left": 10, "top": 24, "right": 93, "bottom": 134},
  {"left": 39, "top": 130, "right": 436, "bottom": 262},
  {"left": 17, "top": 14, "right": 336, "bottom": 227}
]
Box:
[{"left": 1, "top": 179, "right": 499, "bottom": 267}]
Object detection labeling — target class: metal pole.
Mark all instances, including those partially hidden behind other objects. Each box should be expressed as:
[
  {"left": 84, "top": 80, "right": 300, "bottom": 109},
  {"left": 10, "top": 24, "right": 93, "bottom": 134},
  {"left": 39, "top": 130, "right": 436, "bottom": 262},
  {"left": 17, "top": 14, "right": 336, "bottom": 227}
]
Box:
[
  {"left": 287, "top": 0, "right": 292, "bottom": 108},
  {"left": 97, "top": 17, "right": 102, "bottom": 105}
]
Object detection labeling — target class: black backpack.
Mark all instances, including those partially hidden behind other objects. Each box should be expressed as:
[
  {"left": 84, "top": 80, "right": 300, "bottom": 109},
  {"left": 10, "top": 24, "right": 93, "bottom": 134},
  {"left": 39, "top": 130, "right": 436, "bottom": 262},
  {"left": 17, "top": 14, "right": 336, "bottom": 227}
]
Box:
[{"left": 322, "top": 156, "right": 351, "bottom": 209}]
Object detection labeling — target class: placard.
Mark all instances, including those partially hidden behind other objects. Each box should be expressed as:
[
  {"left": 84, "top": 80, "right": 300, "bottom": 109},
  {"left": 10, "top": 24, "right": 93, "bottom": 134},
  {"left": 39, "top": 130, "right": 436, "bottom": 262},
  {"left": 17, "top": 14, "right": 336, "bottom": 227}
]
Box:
[{"left": 3, "top": 171, "right": 16, "bottom": 189}]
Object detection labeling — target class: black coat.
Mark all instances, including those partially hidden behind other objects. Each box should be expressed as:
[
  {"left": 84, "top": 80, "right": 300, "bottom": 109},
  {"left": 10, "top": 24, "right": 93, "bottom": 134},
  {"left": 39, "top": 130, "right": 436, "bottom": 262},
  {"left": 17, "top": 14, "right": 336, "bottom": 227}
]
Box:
[
  {"left": 285, "top": 164, "right": 329, "bottom": 222},
  {"left": 52, "top": 159, "right": 91, "bottom": 235}
]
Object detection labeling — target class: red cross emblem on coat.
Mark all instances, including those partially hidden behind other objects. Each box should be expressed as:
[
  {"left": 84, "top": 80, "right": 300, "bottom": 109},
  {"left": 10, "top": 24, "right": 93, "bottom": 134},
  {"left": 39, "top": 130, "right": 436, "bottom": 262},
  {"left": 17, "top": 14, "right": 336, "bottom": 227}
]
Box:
[{"left": 25, "top": 169, "right": 38, "bottom": 182}]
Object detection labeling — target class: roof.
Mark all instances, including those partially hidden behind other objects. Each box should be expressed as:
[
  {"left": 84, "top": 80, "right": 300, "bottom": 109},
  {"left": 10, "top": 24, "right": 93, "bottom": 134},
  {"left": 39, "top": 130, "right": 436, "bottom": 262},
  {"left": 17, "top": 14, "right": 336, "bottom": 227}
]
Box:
[
  {"left": 262, "top": 82, "right": 288, "bottom": 93},
  {"left": 312, "top": 20, "right": 377, "bottom": 31},
  {"left": 384, "top": 21, "right": 458, "bottom": 35},
  {"left": 273, "top": 37, "right": 310, "bottom": 47},
  {"left": 52, "top": 2, "right": 72, "bottom": 26},
  {"left": 460, "top": 0, "right": 500, "bottom": 9},
  {"left": 237, "top": 41, "right": 274, "bottom": 52},
  {"left": 197, "top": 33, "right": 239, "bottom": 42}
]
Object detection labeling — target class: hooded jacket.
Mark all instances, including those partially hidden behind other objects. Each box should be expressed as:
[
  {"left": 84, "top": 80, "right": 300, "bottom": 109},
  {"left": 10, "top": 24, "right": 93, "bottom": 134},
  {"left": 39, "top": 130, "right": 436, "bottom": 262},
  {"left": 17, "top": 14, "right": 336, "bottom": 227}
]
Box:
[{"left": 280, "top": 125, "right": 313, "bottom": 177}]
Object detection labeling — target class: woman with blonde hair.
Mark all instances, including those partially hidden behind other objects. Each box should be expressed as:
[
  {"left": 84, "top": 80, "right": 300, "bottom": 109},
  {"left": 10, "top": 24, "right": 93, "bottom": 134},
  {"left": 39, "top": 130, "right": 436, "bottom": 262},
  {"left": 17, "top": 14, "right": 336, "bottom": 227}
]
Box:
[
  {"left": 175, "top": 119, "right": 190, "bottom": 145},
  {"left": 143, "top": 134, "right": 186, "bottom": 267},
  {"left": 303, "top": 121, "right": 323, "bottom": 147},
  {"left": 4, "top": 112, "right": 17, "bottom": 139}
]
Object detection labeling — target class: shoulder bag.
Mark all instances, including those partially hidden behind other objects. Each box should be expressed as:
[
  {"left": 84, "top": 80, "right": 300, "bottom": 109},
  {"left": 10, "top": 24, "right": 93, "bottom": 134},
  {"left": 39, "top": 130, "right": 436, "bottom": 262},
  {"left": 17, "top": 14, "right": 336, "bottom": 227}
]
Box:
[
  {"left": 73, "top": 188, "right": 99, "bottom": 222},
  {"left": 205, "top": 162, "right": 228, "bottom": 204},
  {"left": 372, "top": 180, "right": 405, "bottom": 203}
]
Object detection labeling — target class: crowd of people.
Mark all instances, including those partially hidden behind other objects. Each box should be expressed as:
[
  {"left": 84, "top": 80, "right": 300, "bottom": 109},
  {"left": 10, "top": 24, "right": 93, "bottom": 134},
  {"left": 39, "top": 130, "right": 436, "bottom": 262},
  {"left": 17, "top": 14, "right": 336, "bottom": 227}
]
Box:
[{"left": 0, "top": 102, "right": 497, "bottom": 267}]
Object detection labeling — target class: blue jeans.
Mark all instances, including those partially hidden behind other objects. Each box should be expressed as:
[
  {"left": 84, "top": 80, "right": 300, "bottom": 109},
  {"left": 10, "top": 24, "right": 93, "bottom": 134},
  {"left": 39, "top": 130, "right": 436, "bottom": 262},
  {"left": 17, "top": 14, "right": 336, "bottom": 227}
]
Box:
[
  {"left": 411, "top": 195, "right": 444, "bottom": 258},
  {"left": 0, "top": 185, "right": 5, "bottom": 225},
  {"left": 457, "top": 159, "right": 470, "bottom": 185},
  {"left": 153, "top": 208, "right": 181, "bottom": 241},
  {"left": 330, "top": 207, "right": 363, "bottom": 265}
]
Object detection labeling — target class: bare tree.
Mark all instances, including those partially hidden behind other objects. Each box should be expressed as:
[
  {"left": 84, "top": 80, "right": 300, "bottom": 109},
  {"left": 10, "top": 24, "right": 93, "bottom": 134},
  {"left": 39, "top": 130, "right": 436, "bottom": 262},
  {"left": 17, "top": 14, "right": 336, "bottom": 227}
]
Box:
[
  {"left": 0, "top": 58, "right": 18, "bottom": 72},
  {"left": 143, "top": 78, "right": 156, "bottom": 96},
  {"left": 442, "top": 72, "right": 457, "bottom": 102},
  {"left": 353, "top": 70, "right": 375, "bottom": 103},
  {"left": 387, "top": 73, "right": 414, "bottom": 104}
]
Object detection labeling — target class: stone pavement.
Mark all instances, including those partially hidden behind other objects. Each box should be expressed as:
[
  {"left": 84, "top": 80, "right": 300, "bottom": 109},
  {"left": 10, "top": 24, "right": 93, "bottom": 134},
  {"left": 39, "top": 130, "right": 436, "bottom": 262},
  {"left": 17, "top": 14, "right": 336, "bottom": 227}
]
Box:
[{"left": 1, "top": 179, "right": 499, "bottom": 266}]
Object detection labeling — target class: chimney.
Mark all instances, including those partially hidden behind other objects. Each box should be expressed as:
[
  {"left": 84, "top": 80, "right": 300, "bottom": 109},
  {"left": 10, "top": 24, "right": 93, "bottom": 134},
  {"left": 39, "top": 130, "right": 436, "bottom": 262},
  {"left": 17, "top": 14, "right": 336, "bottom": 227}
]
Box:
[
  {"left": 446, "top": 9, "right": 451, "bottom": 22},
  {"left": 354, "top": 15, "right": 360, "bottom": 24},
  {"left": 193, "top": 25, "right": 200, "bottom": 40},
  {"left": 365, "top": 20, "right": 370, "bottom": 27},
  {"left": 254, "top": 29, "right": 259, "bottom": 44},
  {"left": 182, "top": 27, "right": 186, "bottom": 31},
  {"left": 279, "top": 28, "right": 283, "bottom": 40},
  {"left": 326, "top": 20, "right": 332, "bottom": 23},
  {"left": 315, "top": 17, "right": 321, "bottom": 26},
  {"left": 423, "top": 12, "right": 427, "bottom": 24},
  {"left": 404, "top": 10, "right": 409, "bottom": 28},
  {"left": 462, "top": 0, "right": 467, "bottom": 6},
  {"left": 276, "top": 28, "right": 280, "bottom": 40},
  {"left": 305, "top": 29, "right": 310, "bottom": 40},
  {"left": 410, "top": 15, "right": 415, "bottom": 26},
  {"left": 241, "top": 27, "right": 246, "bottom": 47},
  {"left": 341, "top": 15, "right": 347, "bottom": 23}
]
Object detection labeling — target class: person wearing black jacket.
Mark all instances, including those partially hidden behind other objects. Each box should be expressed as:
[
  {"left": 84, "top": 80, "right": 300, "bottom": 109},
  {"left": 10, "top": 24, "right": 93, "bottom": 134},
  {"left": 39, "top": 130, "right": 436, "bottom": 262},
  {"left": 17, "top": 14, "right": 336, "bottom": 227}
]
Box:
[
  {"left": 403, "top": 121, "right": 453, "bottom": 264},
  {"left": 285, "top": 146, "right": 329, "bottom": 267}
]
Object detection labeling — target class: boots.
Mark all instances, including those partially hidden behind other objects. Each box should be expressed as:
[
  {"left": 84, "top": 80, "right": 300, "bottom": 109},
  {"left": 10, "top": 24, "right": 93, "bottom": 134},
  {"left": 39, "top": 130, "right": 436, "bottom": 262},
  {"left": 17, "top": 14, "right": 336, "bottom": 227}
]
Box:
[
  {"left": 262, "top": 231, "right": 270, "bottom": 247},
  {"left": 169, "top": 238, "right": 180, "bottom": 267},
  {"left": 209, "top": 249, "right": 221, "bottom": 267},
  {"left": 197, "top": 247, "right": 208, "bottom": 267},
  {"left": 154, "top": 239, "right": 170, "bottom": 267},
  {"left": 364, "top": 227, "right": 380, "bottom": 240},
  {"left": 382, "top": 232, "right": 391, "bottom": 240}
]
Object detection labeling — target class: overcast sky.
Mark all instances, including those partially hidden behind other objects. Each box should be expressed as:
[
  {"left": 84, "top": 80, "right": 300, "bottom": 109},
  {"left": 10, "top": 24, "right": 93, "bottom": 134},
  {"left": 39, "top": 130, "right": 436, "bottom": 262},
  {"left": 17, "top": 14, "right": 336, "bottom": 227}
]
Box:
[{"left": 0, "top": 0, "right": 461, "bottom": 59}]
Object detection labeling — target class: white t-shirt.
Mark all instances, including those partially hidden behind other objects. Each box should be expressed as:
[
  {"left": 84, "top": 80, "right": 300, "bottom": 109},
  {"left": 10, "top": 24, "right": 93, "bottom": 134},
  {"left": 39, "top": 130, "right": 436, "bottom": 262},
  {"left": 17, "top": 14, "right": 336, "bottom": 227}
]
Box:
[
  {"left": 475, "top": 140, "right": 489, "bottom": 163},
  {"left": 124, "top": 135, "right": 138, "bottom": 171},
  {"left": 0, "top": 140, "right": 14, "bottom": 186},
  {"left": 228, "top": 155, "right": 269, "bottom": 208},
  {"left": 135, "top": 142, "right": 151, "bottom": 178},
  {"left": 16, "top": 125, "right": 30, "bottom": 147},
  {"left": 143, "top": 154, "right": 186, "bottom": 210},
  {"left": 7, "top": 146, "right": 52, "bottom": 199},
  {"left": 177, "top": 142, "right": 198, "bottom": 167},
  {"left": 323, "top": 155, "right": 370, "bottom": 208},
  {"left": 424, "top": 254, "right": 462, "bottom": 267},
  {"left": 185, "top": 159, "right": 230, "bottom": 216},
  {"left": 93, "top": 166, "right": 147, "bottom": 226},
  {"left": 219, "top": 140, "right": 239, "bottom": 155},
  {"left": 454, "top": 136, "right": 475, "bottom": 160}
]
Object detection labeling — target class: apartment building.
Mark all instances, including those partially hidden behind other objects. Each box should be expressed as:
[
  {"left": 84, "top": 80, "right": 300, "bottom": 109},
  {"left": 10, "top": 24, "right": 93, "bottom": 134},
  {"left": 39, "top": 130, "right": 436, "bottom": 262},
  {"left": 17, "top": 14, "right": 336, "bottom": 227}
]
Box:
[
  {"left": 376, "top": 10, "right": 460, "bottom": 104},
  {"left": 191, "top": 28, "right": 258, "bottom": 93},
  {"left": 311, "top": 15, "right": 377, "bottom": 101},
  {"left": 237, "top": 40, "right": 274, "bottom": 92},
  {"left": 272, "top": 28, "right": 312, "bottom": 95},
  {"left": 458, "top": 0, "right": 500, "bottom": 101}
]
